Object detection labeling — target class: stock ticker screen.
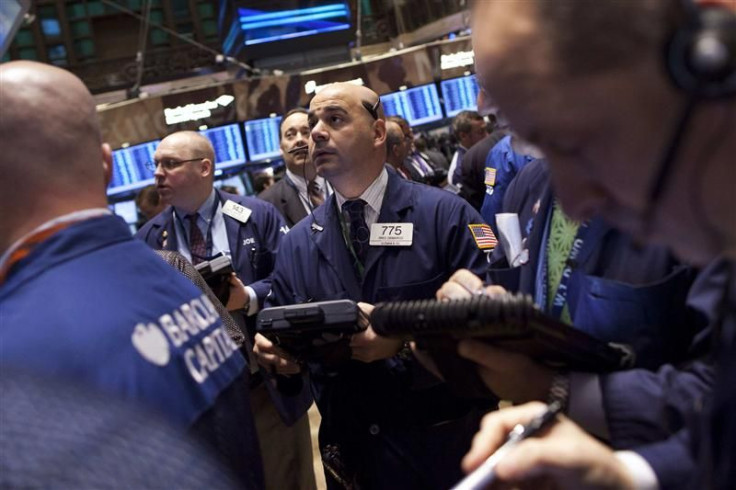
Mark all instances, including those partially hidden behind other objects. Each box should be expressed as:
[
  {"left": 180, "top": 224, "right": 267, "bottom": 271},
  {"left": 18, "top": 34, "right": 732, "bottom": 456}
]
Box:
[
  {"left": 244, "top": 116, "right": 283, "bottom": 161},
  {"left": 200, "top": 123, "right": 247, "bottom": 170},
  {"left": 381, "top": 84, "right": 444, "bottom": 127},
  {"left": 440, "top": 74, "right": 480, "bottom": 118},
  {"left": 108, "top": 140, "right": 159, "bottom": 197}
]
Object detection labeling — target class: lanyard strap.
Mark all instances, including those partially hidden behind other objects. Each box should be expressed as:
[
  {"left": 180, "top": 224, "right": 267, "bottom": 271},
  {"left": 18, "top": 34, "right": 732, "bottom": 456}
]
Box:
[{"left": 547, "top": 219, "right": 590, "bottom": 320}]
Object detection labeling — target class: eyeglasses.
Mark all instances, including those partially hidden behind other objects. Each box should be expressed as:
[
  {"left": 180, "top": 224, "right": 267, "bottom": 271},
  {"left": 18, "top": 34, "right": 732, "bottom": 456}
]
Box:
[{"left": 145, "top": 157, "right": 205, "bottom": 172}]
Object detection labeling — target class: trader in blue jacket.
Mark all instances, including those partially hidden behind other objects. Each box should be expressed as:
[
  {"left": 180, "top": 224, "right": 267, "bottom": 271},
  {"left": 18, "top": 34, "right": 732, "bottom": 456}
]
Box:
[
  {"left": 136, "top": 131, "right": 316, "bottom": 490},
  {"left": 439, "top": 159, "right": 715, "bottom": 449},
  {"left": 0, "top": 61, "right": 263, "bottom": 489},
  {"left": 254, "top": 82, "right": 493, "bottom": 490},
  {"left": 460, "top": 1, "right": 736, "bottom": 489}
]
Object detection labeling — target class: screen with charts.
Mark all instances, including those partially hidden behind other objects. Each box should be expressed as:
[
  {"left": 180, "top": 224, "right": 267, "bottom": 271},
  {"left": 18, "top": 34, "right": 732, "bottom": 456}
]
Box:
[
  {"left": 441, "top": 74, "right": 480, "bottom": 118},
  {"left": 244, "top": 116, "right": 283, "bottom": 161},
  {"left": 215, "top": 174, "right": 247, "bottom": 196},
  {"left": 200, "top": 123, "right": 247, "bottom": 170},
  {"left": 381, "top": 84, "right": 444, "bottom": 127},
  {"left": 108, "top": 140, "right": 159, "bottom": 197}
]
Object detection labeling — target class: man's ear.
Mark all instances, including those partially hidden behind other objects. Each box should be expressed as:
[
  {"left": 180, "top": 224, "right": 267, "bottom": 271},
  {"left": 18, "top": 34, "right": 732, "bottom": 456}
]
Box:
[
  {"left": 101, "top": 143, "right": 113, "bottom": 187},
  {"left": 374, "top": 119, "right": 387, "bottom": 148},
  {"left": 201, "top": 158, "right": 214, "bottom": 177}
]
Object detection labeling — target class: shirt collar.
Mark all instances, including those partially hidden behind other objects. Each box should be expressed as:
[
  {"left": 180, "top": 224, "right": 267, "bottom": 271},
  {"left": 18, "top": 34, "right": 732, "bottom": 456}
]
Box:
[
  {"left": 334, "top": 167, "right": 388, "bottom": 217},
  {"left": 0, "top": 208, "right": 112, "bottom": 271},
  {"left": 174, "top": 188, "right": 217, "bottom": 222},
  {"left": 285, "top": 169, "right": 327, "bottom": 195}
]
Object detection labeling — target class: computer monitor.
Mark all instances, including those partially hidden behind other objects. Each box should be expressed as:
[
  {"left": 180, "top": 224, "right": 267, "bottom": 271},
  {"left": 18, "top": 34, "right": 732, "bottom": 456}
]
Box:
[
  {"left": 440, "top": 74, "right": 480, "bottom": 118},
  {"left": 381, "top": 83, "right": 444, "bottom": 127},
  {"left": 244, "top": 116, "right": 283, "bottom": 161},
  {"left": 215, "top": 174, "right": 247, "bottom": 196},
  {"left": 200, "top": 123, "right": 247, "bottom": 170},
  {"left": 112, "top": 200, "right": 139, "bottom": 225},
  {"left": 108, "top": 140, "right": 159, "bottom": 197},
  {"left": 0, "top": 0, "right": 30, "bottom": 57}
]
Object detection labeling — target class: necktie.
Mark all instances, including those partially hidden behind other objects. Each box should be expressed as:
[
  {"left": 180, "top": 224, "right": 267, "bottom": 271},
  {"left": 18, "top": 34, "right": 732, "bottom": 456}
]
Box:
[
  {"left": 342, "top": 199, "right": 369, "bottom": 270},
  {"left": 187, "top": 213, "right": 207, "bottom": 265},
  {"left": 412, "top": 152, "right": 433, "bottom": 176},
  {"left": 307, "top": 180, "right": 324, "bottom": 207},
  {"left": 546, "top": 201, "right": 580, "bottom": 324}
]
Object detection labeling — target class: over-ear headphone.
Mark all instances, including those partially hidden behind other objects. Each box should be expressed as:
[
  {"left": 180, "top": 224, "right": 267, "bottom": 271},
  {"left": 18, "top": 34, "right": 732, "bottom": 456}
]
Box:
[{"left": 667, "top": 0, "right": 736, "bottom": 98}]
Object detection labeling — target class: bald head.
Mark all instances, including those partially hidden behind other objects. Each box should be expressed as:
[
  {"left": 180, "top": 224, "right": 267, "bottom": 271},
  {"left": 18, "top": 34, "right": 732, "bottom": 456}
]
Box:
[
  {"left": 0, "top": 61, "right": 109, "bottom": 251},
  {"left": 307, "top": 83, "right": 387, "bottom": 197},
  {"left": 153, "top": 131, "right": 216, "bottom": 212}
]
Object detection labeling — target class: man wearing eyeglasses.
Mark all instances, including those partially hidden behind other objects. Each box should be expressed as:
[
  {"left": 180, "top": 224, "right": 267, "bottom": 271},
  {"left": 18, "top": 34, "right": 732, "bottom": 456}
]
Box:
[{"left": 136, "top": 131, "right": 316, "bottom": 490}]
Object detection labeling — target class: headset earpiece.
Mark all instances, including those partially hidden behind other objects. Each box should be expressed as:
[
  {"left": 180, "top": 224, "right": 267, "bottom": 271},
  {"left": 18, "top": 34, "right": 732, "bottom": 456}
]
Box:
[{"left": 667, "top": 2, "right": 736, "bottom": 98}]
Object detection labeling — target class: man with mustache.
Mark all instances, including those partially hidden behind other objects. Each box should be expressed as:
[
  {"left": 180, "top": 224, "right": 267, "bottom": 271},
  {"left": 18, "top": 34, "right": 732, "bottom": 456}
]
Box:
[{"left": 259, "top": 108, "right": 330, "bottom": 227}]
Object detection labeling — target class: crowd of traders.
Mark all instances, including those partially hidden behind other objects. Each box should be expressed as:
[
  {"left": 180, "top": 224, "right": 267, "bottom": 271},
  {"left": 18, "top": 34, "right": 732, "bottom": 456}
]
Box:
[{"left": 1, "top": 1, "right": 735, "bottom": 489}]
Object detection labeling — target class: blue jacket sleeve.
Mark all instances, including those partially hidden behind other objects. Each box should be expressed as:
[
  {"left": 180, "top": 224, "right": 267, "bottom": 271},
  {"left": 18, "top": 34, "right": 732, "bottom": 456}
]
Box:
[
  {"left": 634, "top": 429, "right": 695, "bottom": 490},
  {"left": 602, "top": 361, "right": 715, "bottom": 450},
  {"left": 248, "top": 203, "right": 288, "bottom": 307}
]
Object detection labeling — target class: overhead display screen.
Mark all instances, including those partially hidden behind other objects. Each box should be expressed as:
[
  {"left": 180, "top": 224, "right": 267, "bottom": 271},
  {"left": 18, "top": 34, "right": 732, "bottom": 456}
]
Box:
[
  {"left": 244, "top": 116, "right": 283, "bottom": 161},
  {"left": 381, "top": 83, "right": 444, "bottom": 127},
  {"left": 108, "top": 140, "right": 159, "bottom": 197},
  {"left": 237, "top": 1, "right": 351, "bottom": 46},
  {"left": 440, "top": 74, "right": 480, "bottom": 118},
  {"left": 200, "top": 123, "right": 247, "bottom": 170}
]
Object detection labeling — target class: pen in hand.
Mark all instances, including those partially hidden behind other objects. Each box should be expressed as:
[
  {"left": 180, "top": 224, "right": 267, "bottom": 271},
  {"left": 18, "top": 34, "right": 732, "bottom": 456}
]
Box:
[{"left": 450, "top": 401, "right": 563, "bottom": 490}]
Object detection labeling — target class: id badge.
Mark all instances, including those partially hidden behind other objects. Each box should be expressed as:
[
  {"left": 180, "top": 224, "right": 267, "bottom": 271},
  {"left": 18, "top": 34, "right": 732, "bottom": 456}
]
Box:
[{"left": 369, "top": 223, "right": 413, "bottom": 246}]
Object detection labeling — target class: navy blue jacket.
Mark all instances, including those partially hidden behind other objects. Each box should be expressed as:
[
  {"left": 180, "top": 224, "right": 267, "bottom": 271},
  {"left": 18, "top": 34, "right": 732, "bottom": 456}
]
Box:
[
  {"left": 136, "top": 190, "right": 312, "bottom": 426},
  {"left": 267, "top": 169, "right": 491, "bottom": 490},
  {"left": 136, "top": 190, "right": 285, "bottom": 307},
  {"left": 488, "top": 160, "right": 702, "bottom": 368},
  {"left": 480, "top": 134, "right": 536, "bottom": 233},
  {"left": 0, "top": 214, "right": 263, "bottom": 489}
]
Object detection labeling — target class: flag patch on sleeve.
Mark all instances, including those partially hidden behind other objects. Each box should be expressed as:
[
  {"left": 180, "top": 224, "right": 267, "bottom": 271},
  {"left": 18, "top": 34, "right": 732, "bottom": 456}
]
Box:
[
  {"left": 484, "top": 168, "right": 497, "bottom": 187},
  {"left": 468, "top": 224, "right": 498, "bottom": 250}
]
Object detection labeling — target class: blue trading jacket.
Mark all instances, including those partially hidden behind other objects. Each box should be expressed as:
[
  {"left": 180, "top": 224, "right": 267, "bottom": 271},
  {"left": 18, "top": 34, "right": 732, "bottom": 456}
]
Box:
[
  {"left": 480, "top": 134, "right": 536, "bottom": 233},
  {"left": 267, "top": 169, "right": 491, "bottom": 490},
  {"left": 0, "top": 214, "right": 263, "bottom": 489},
  {"left": 137, "top": 190, "right": 286, "bottom": 307}
]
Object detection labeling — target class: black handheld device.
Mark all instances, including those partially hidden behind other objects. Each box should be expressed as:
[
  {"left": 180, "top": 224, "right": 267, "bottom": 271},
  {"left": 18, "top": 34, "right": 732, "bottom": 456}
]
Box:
[
  {"left": 194, "top": 254, "right": 234, "bottom": 306},
  {"left": 256, "top": 300, "right": 367, "bottom": 364},
  {"left": 371, "top": 293, "right": 635, "bottom": 398}
]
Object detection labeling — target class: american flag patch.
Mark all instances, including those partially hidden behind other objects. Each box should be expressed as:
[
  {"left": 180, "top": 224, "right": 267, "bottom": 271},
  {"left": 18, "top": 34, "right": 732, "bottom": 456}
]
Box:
[
  {"left": 468, "top": 224, "right": 498, "bottom": 250},
  {"left": 484, "top": 167, "right": 497, "bottom": 187}
]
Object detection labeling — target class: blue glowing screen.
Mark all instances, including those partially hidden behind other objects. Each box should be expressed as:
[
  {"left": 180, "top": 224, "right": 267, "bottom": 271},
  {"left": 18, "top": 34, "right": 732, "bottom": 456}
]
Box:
[
  {"left": 200, "top": 123, "right": 247, "bottom": 170},
  {"left": 381, "top": 84, "right": 444, "bottom": 127},
  {"left": 108, "top": 140, "right": 159, "bottom": 197},
  {"left": 237, "top": 2, "right": 350, "bottom": 46},
  {"left": 440, "top": 75, "right": 480, "bottom": 118},
  {"left": 244, "top": 116, "right": 282, "bottom": 161}
]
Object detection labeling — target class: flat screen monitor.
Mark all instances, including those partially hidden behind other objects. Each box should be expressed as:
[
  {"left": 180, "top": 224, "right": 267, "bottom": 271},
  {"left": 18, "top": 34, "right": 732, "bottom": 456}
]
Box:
[
  {"left": 200, "top": 123, "right": 247, "bottom": 170},
  {"left": 0, "top": 0, "right": 30, "bottom": 57},
  {"left": 108, "top": 140, "right": 159, "bottom": 197},
  {"left": 215, "top": 174, "right": 247, "bottom": 196},
  {"left": 238, "top": 1, "right": 351, "bottom": 47},
  {"left": 244, "top": 116, "right": 282, "bottom": 161},
  {"left": 440, "top": 74, "right": 480, "bottom": 118},
  {"left": 381, "top": 84, "right": 444, "bottom": 127},
  {"left": 112, "top": 200, "right": 139, "bottom": 226}
]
